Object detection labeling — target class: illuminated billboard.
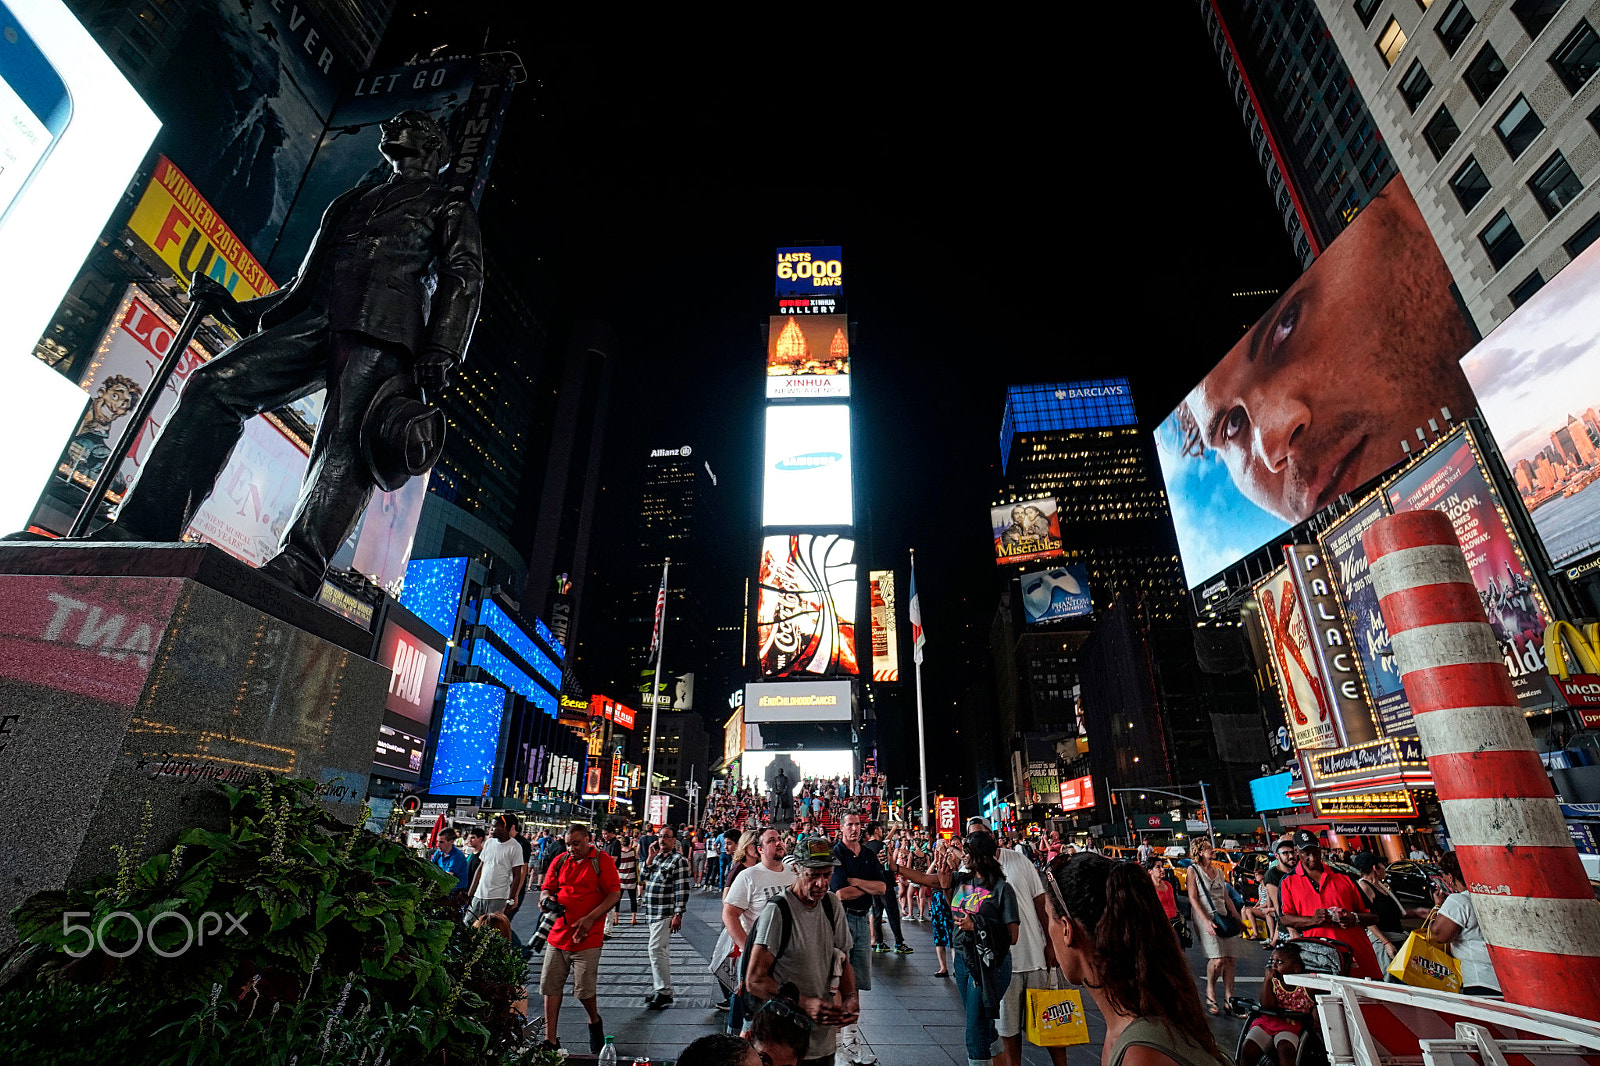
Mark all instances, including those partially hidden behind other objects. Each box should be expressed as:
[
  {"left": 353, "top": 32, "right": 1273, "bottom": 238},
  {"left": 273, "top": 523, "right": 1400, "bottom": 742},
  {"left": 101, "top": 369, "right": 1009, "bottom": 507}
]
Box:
[
  {"left": 774, "top": 246, "right": 843, "bottom": 298},
  {"left": 991, "top": 497, "right": 1063, "bottom": 566},
  {"left": 428, "top": 682, "right": 507, "bottom": 798},
  {"left": 1000, "top": 379, "right": 1138, "bottom": 470},
  {"left": 757, "top": 533, "right": 859, "bottom": 678},
  {"left": 744, "top": 680, "right": 853, "bottom": 723},
  {"left": 1254, "top": 565, "right": 1337, "bottom": 750},
  {"left": 1154, "top": 177, "right": 1479, "bottom": 588},
  {"left": 767, "top": 315, "right": 850, "bottom": 399},
  {"left": 1058, "top": 775, "right": 1093, "bottom": 812},
  {"left": 126, "top": 157, "right": 277, "bottom": 301},
  {"left": 1460, "top": 239, "right": 1600, "bottom": 570},
  {"left": 868, "top": 570, "right": 899, "bottom": 682},
  {"left": 0, "top": 0, "right": 160, "bottom": 534},
  {"left": 1385, "top": 427, "right": 1555, "bottom": 712},
  {"left": 1021, "top": 564, "right": 1092, "bottom": 624},
  {"left": 372, "top": 612, "right": 446, "bottom": 781},
  {"left": 763, "top": 405, "right": 853, "bottom": 527}
]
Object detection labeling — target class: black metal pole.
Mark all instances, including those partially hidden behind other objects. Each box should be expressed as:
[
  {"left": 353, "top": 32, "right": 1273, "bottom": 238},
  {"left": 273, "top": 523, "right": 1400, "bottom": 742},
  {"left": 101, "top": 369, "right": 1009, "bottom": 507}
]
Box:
[{"left": 65, "top": 295, "right": 215, "bottom": 539}]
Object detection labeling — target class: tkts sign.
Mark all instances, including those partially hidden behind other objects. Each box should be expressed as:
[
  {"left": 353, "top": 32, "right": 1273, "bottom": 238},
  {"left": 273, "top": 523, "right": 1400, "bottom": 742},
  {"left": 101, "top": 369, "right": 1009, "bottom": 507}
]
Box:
[{"left": 936, "top": 796, "right": 960, "bottom": 840}]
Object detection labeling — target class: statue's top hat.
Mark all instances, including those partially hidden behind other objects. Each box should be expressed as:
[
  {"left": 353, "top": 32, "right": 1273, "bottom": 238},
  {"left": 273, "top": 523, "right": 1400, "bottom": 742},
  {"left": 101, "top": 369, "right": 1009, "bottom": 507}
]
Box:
[{"left": 362, "top": 377, "right": 445, "bottom": 492}]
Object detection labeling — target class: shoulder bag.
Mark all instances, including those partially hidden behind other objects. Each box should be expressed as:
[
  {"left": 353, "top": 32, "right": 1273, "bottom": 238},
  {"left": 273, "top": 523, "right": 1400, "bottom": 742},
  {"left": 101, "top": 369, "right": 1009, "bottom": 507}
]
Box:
[{"left": 1196, "top": 867, "right": 1241, "bottom": 939}]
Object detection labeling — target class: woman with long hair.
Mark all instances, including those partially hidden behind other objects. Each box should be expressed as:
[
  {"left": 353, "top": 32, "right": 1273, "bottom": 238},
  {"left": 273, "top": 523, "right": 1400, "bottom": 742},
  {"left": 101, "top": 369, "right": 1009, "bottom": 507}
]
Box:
[
  {"left": 1046, "top": 852, "right": 1231, "bottom": 1066},
  {"left": 725, "top": 830, "right": 761, "bottom": 896},
  {"left": 928, "top": 839, "right": 959, "bottom": 977},
  {"left": 893, "top": 831, "right": 1019, "bottom": 1066},
  {"left": 617, "top": 831, "right": 640, "bottom": 926},
  {"left": 1186, "top": 836, "right": 1245, "bottom": 1015}
]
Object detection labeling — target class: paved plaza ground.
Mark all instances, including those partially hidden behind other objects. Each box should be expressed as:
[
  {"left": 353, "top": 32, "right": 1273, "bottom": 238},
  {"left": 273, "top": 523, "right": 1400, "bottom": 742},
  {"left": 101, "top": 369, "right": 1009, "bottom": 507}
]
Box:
[{"left": 512, "top": 888, "right": 1265, "bottom": 1065}]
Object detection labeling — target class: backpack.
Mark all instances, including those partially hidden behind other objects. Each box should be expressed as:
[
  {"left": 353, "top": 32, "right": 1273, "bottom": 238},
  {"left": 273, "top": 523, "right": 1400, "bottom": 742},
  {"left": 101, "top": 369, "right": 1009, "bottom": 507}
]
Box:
[
  {"left": 546, "top": 848, "right": 604, "bottom": 895},
  {"left": 736, "top": 892, "right": 838, "bottom": 1010}
]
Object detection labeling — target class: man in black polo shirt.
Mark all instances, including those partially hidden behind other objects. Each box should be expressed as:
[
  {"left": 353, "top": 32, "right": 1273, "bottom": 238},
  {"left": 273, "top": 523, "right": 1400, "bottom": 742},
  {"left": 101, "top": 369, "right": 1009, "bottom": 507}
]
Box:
[{"left": 831, "top": 812, "right": 885, "bottom": 1065}]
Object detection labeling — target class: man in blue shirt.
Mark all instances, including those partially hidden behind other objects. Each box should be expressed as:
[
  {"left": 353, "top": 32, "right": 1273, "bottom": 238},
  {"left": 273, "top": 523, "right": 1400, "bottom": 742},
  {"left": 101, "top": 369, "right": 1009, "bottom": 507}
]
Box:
[{"left": 431, "top": 828, "right": 470, "bottom": 892}]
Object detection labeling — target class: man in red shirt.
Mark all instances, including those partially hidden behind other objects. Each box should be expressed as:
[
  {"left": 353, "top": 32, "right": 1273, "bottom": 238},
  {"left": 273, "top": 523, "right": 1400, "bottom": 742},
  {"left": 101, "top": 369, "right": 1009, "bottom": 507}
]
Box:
[
  {"left": 539, "top": 824, "right": 621, "bottom": 1053},
  {"left": 1278, "top": 830, "right": 1382, "bottom": 979}
]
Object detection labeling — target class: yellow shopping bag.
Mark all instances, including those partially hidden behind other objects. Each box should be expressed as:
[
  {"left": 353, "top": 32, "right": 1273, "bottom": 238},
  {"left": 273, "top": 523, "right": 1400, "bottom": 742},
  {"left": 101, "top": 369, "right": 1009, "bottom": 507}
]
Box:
[
  {"left": 1025, "top": 986, "right": 1090, "bottom": 1047},
  {"left": 1386, "top": 910, "right": 1462, "bottom": 993}
]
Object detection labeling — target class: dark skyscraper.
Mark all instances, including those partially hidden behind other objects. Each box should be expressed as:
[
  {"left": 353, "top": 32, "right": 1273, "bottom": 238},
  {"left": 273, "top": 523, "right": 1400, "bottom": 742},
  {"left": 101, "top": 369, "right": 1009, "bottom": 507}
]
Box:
[{"left": 1198, "top": 0, "right": 1395, "bottom": 266}]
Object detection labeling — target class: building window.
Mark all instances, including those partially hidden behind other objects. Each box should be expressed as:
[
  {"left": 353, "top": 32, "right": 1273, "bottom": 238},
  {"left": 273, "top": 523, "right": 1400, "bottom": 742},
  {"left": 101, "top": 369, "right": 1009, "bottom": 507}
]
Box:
[
  {"left": 1479, "top": 210, "right": 1525, "bottom": 269},
  {"left": 1399, "top": 59, "right": 1434, "bottom": 110},
  {"left": 1464, "top": 44, "right": 1509, "bottom": 102},
  {"left": 1335, "top": 95, "right": 1362, "bottom": 134},
  {"left": 1424, "top": 106, "right": 1462, "bottom": 159},
  {"left": 1567, "top": 212, "right": 1600, "bottom": 257},
  {"left": 1435, "top": 0, "right": 1477, "bottom": 54},
  {"left": 1528, "top": 151, "right": 1584, "bottom": 217},
  {"left": 1495, "top": 95, "right": 1544, "bottom": 159},
  {"left": 1355, "top": 0, "right": 1382, "bottom": 26},
  {"left": 1338, "top": 185, "right": 1363, "bottom": 221},
  {"left": 1314, "top": 137, "right": 1337, "bottom": 170},
  {"left": 1511, "top": 0, "right": 1566, "bottom": 38},
  {"left": 1362, "top": 146, "right": 1392, "bottom": 187},
  {"left": 1450, "top": 156, "right": 1492, "bottom": 211},
  {"left": 1551, "top": 21, "right": 1600, "bottom": 92},
  {"left": 1377, "top": 17, "right": 1408, "bottom": 66},
  {"left": 1509, "top": 270, "right": 1546, "bottom": 308}
]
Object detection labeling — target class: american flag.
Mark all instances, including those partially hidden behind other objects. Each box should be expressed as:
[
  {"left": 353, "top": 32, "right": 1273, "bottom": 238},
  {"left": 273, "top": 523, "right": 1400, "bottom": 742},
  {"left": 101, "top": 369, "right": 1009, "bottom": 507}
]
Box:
[
  {"left": 910, "top": 568, "right": 926, "bottom": 665},
  {"left": 649, "top": 566, "right": 669, "bottom": 662}
]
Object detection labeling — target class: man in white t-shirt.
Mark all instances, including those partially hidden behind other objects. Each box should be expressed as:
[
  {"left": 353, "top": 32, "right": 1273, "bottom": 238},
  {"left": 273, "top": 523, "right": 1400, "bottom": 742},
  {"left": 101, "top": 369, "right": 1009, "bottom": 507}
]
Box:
[
  {"left": 715, "top": 828, "right": 793, "bottom": 1004},
  {"left": 1137, "top": 840, "right": 1154, "bottom": 865},
  {"left": 967, "top": 818, "right": 1067, "bottom": 1066},
  {"left": 465, "top": 813, "right": 527, "bottom": 922}
]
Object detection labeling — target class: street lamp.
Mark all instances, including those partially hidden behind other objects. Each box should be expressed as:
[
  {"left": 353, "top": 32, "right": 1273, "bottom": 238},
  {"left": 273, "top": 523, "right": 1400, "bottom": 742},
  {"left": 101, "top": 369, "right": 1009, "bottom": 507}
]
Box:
[{"left": 1108, "top": 783, "right": 1213, "bottom": 844}]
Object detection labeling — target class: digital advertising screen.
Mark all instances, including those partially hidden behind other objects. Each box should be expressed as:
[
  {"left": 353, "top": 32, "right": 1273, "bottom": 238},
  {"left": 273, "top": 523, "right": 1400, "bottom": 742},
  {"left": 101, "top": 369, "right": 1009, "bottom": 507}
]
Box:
[
  {"left": 1250, "top": 772, "right": 1296, "bottom": 813},
  {"left": 183, "top": 418, "right": 313, "bottom": 566},
  {"left": 1154, "top": 177, "right": 1479, "bottom": 588},
  {"left": 1058, "top": 775, "right": 1094, "bottom": 812},
  {"left": 1385, "top": 427, "right": 1555, "bottom": 711},
  {"left": 371, "top": 611, "right": 446, "bottom": 781},
  {"left": 1460, "top": 239, "right": 1600, "bottom": 571},
  {"left": 757, "top": 533, "right": 859, "bottom": 678},
  {"left": 766, "top": 314, "right": 850, "bottom": 399},
  {"left": 763, "top": 405, "right": 853, "bottom": 527},
  {"left": 428, "top": 682, "right": 507, "bottom": 798},
  {"left": 742, "top": 749, "right": 854, "bottom": 792},
  {"left": 744, "top": 680, "right": 853, "bottom": 723},
  {"left": 775, "top": 246, "right": 843, "bottom": 298},
  {"left": 991, "top": 496, "right": 1063, "bottom": 566},
  {"left": 126, "top": 156, "right": 277, "bottom": 301},
  {"left": 1254, "top": 565, "right": 1338, "bottom": 750},
  {"left": 868, "top": 569, "right": 899, "bottom": 682},
  {"left": 1020, "top": 563, "right": 1092, "bottom": 624},
  {"left": 1317, "top": 494, "right": 1416, "bottom": 737},
  {"left": 0, "top": 0, "right": 160, "bottom": 534}
]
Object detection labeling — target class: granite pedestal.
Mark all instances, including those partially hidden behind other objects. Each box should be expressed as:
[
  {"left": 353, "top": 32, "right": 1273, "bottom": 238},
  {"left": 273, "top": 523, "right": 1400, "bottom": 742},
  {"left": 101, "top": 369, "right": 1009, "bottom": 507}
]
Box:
[{"left": 0, "top": 542, "right": 387, "bottom": 949}]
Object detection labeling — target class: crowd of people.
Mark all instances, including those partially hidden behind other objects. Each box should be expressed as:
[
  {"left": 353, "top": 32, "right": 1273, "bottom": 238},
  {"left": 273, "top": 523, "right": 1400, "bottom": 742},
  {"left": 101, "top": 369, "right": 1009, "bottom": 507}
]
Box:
[
  {"left": 697, "top": 774, "right": 888, "bottom": 837},
  {"left": 416, "top": 808, "right": 1488, "bottom": 1066}
]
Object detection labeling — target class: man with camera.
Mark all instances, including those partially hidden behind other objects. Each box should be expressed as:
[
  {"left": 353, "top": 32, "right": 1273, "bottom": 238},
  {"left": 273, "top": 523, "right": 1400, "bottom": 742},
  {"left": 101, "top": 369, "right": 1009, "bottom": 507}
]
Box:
[{"left": 538, "top": 824, "right": 621, "bottom": 1053}]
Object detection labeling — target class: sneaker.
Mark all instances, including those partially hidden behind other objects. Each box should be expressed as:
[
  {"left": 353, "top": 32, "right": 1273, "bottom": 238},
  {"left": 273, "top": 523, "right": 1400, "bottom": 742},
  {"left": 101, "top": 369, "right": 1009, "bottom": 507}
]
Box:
[
  {"left": 894, "top": 944, "right": 913, "bottom": 955},
  {"left": 647, "top": 993, "right": 674, "bottom": 1011},
  {"left": 872, "top": 943, "right": 889, "bottom": 953},
  {"left": 713, "top": 1001, "right": 730, "bottom": 1013},
  {"left": 587, "top": 1021, "right": 604, "bottom": 1055}
]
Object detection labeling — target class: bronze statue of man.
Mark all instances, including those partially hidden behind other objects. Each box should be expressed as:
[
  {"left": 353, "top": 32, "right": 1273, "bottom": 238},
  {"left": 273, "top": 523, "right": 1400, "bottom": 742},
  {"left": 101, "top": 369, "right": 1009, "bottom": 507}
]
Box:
[{"left": 99, "top": 110, "right": 483, "bottom": 595}]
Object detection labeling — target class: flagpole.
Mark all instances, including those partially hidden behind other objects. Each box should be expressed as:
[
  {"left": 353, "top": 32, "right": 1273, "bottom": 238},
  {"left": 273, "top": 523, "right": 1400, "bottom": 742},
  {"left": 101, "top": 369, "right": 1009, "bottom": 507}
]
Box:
[
  {"left": 643, "top": 558, "right": 670, "bottom": 831},
  {"left": 912, "top": 549, "right": 929, "bottom": 833}
]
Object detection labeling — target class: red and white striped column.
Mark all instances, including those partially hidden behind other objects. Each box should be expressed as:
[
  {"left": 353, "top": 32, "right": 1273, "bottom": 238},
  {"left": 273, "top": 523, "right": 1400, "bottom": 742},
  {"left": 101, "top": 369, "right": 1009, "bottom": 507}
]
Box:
[{"left": 1364, "top": 509, "right": 1600, "bottom": 1017}]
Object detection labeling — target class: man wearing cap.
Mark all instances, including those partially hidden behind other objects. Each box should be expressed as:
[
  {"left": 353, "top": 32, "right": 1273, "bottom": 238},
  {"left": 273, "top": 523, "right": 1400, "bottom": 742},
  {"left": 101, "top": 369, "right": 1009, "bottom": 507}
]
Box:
[
  {"left": 746, "top": 839, "right": 859, "bottom": 1066},
  {"left": 1277, "top": 830, "right": 1382, "bottom": 979},
  {"left": 830, "top": 814, "right": 885, "bottom": 1065},
  {"left": 1258, "top": 836, "right": 1302, "bottom": 944}
]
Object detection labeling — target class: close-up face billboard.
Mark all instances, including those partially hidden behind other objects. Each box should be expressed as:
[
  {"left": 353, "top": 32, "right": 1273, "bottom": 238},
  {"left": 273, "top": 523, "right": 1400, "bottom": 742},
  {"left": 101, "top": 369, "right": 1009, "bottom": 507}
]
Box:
[
  {"left": 1254, "top": 565, "right": 1337, "bottom": 750},
  {"left": 763, "top": 405, "right": 853, "bottom": 527},
  {"left": 757, "top": 533, "right": 859, "bottom": 678},
  {"left": 1020, "top": 563, "right": 1092, "bottom": 624},
  {"left": 767, "top": 314, "right": 850, "bottom": 399},
  {"left": 991, "top": 496, "right": 1063, "bottom": 566},
  {"left": 1155, "top": 177, "right": 1479, "bottom": 587},
  {"left": 1459, "top": 239, "right": 1600, "bottom": 571}
]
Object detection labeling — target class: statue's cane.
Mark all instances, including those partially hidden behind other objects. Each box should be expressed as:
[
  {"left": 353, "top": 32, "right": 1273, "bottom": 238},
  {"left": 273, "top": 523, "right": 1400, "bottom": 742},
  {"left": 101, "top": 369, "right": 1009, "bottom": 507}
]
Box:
[{"left": 65, "top": 289, "right": 217, "bottom": 538}]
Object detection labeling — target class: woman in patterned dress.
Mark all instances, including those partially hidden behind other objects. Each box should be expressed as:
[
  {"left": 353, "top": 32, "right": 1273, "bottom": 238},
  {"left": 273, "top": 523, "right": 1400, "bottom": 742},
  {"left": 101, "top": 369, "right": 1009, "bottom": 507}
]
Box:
[{"left": 928, "top": 839, "right": 957, "bottom": 977}]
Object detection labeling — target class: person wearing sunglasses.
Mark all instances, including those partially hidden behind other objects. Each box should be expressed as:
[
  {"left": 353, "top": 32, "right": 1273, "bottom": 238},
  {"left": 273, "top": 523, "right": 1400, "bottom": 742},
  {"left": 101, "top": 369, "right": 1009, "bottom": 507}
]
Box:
[{"left": 1043, "top": 852, "right": 1232, "bottom": 1066}]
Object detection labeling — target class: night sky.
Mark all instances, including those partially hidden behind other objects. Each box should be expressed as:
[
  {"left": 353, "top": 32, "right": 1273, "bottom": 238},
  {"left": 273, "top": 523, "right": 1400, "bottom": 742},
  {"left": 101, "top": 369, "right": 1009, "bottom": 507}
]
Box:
[{"left": 379, "top": 7, "right": 1304, "bottom": 797}]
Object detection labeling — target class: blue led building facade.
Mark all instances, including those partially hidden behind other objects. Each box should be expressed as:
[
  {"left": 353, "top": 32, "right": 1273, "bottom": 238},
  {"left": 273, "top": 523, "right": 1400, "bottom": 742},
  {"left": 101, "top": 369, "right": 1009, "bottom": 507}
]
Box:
[
  {"left": 429, "top": 683, "right": 508, "bottom": 798},
  {"left": 999, "top": 379, "right": 1138, "bottom": 471}
]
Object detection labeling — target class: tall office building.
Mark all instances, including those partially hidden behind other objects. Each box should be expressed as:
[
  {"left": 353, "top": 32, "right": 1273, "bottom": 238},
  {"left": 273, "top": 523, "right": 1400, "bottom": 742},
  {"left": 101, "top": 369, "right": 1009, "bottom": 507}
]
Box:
[
  {"left": 1199, "top": 0, "right": 1398, "bottom": 266},
  {"left": 1316, "top": 0, "right": 1600, "bottom": 329}
]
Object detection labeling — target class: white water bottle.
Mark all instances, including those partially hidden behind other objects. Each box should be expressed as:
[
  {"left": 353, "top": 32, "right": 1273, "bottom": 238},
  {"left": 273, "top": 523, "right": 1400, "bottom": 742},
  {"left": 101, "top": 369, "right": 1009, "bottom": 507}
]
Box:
[{"left": 599, "top": 1035, "right": 618, "bottom": 1066}]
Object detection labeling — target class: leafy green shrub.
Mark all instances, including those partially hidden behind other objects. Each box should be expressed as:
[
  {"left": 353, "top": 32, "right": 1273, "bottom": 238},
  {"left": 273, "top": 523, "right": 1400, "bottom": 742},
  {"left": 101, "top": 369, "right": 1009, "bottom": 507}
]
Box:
[{"left": 1, "top": 776, "right": 533, "bottom": 1064}]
